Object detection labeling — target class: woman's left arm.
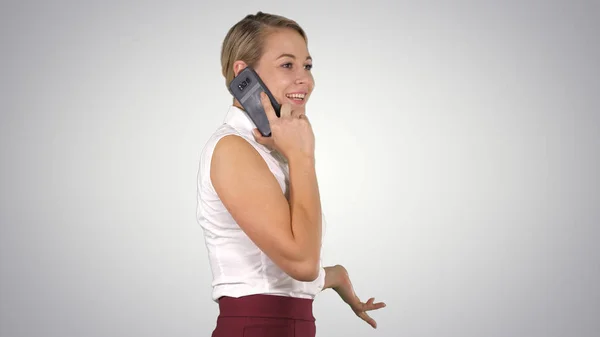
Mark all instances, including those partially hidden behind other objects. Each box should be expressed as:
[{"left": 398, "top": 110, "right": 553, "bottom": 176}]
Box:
[{"left": 322, "top": 265, "right": 386, "bottom": 328}]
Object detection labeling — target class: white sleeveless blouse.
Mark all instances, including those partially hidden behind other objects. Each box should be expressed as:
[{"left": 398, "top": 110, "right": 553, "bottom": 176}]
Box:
[{"left": 196, "top": 105, "right": 326, "bottom": 302}]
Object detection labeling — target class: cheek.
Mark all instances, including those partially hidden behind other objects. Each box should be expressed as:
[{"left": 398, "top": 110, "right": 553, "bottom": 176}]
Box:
[
  {"left": 272, "top": 85, "right": 285, "bottom": 102},
  {"left": 308, "top": 75, "right": 315, "bottom": 92},
  {"left": 274, "top": 78, "right": 292, "bottom": 101},
  {"left": 255, "top": 69, "right": 282, "bottom": 96}
]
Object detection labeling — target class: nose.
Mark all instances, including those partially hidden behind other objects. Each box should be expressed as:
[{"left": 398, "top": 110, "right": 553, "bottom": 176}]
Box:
[{"left": 295, "top": 69, "right": 311, "bottom": 85}]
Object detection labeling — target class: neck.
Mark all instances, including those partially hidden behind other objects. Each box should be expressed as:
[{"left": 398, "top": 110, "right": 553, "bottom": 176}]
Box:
[{"left": 233, "top": 102, "right": 243, "bottom": 110}]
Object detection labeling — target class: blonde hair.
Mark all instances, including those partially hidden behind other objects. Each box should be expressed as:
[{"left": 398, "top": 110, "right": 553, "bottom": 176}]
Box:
[{"left": 220, "top": 11, "right": 307, "bottom": 90}]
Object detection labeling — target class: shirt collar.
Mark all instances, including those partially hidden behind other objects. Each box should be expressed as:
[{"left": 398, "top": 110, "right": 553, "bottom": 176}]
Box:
[{"left": 223, "top": 105, "right": 277, "bottom": 157}]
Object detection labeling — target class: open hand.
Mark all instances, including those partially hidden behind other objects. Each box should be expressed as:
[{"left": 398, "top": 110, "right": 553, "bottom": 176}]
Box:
[{"left": 329, "top": 265, "right": 386, "bottom": 328}]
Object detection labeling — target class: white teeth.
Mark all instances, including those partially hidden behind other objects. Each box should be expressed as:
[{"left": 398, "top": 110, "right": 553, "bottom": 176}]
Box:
[{"left": 286, "top": 93, "right": 305, "bottom": 99}]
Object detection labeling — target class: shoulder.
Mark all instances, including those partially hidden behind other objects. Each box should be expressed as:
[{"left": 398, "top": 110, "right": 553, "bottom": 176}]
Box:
[
  {"left": 200, "top": 124, "right": 243, "bottom": 164},
  {"left": 214, "top": 133, "right": 254, "bottom": 156},
  {"left": 211, "top": 134, "right": 269, "bottom": 181}
]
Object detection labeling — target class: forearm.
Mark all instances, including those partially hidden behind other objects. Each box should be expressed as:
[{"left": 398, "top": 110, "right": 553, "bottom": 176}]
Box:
[{"left": 288, "top": 155, "right": 322, "bottom": 264}]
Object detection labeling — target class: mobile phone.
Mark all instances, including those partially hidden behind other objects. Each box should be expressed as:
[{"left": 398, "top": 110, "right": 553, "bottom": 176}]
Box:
[{"left": 228, "top": 67, "right": 281, "bottom": 137}]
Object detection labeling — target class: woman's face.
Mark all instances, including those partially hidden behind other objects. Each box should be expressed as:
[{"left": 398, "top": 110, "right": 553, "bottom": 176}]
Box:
[{"left": 235, "top": 28, "right": 315, "bottom": 114}]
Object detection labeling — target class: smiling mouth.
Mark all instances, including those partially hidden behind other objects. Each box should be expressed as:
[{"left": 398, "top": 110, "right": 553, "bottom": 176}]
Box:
[{"left": 285, "top": 93, "right": 306, "bottom": 103}]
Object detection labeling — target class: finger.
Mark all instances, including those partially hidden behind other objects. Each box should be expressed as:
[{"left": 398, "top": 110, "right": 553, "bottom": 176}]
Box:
[
  {"left": 260, "top": 92, "right": 277, "bottom": 120},
  {"left": 364, "top": 303, "right": 386, "bottom": 312},
  {"left": 289, "top": 107, "right": 303, "bottom": 119},
  {"left": 295, "top": 113, "right": 308, "bottom": 122},
  {"left": 364, "top": 298, "right": 386, "bottom": 311},
  {"left": 279, "top": 103, "right": 293, "bottom": 118},
  {"left": 298, "top": 113, "right": 311, "bottom": 126},
  {"left": 252, "top": 128, "right": 272, "bottom": 146},
  {"left": 358, "top": 311, "right": 377, "bottom": 329},
  {"left": 252, "top": 128, "right": 264, "bottom": 142},
  {"left": 367, "top": 301, "right": 387, "bottom": 310}
]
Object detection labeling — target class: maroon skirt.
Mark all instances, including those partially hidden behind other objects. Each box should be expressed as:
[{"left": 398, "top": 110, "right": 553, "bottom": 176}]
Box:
[{"left": 211, "top": 294, "right": 316, "bottom": 337}]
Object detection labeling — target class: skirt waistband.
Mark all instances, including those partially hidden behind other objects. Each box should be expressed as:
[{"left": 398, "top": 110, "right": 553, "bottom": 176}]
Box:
[{"left": 217, "top": 294, "right": 315, "bottom": 321}]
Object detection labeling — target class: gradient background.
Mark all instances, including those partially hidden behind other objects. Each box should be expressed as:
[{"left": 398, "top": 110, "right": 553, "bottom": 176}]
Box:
[{"left": 1, "top": 0, "right": 599, "bottom": 336}]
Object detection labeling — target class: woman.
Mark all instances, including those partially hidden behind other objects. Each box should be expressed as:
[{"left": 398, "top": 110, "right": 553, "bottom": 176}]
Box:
[{"left": 196, "top": 11, "right": 385, "bottom": 337}]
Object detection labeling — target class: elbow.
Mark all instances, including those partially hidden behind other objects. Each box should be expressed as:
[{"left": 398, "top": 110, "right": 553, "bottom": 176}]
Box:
[{"left": 287, "top": 258, "right": 321, "bottom": 282}]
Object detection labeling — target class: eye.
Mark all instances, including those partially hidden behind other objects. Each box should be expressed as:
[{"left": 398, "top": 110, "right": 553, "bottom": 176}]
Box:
[{"left": 280, "top": 62, "right": 313, "bottom": 71}]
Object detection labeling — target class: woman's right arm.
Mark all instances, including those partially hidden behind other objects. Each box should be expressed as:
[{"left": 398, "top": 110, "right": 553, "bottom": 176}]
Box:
[{"left": 210, "top": 134, "right": 323, "bottom": 281}]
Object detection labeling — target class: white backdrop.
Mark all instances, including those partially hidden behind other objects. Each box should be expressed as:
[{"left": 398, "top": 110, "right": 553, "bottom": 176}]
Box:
[{"left": 1, "top": 0, "right": 599, "bottom": 336}]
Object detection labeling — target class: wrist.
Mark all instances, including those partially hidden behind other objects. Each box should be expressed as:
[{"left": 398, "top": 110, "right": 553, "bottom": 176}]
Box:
[
  {"left": 323, "top": 264, "right": 344, "bottom": 290},
  {"left": 287, "top": 152, "right": 315, "bottom": 167}
]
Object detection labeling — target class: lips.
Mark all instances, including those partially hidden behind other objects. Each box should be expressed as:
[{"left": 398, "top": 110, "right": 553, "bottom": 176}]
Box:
[
  {"left": 285, "top": 92, "right": 306, "bottom": 100},
  {"left": 285, "top": 92, "right": 308, "bottom": 106}
]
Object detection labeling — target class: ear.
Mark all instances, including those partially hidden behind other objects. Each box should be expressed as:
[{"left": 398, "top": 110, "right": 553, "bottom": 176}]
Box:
[{"left": 232, "top": 60, "right": 248, "bottom": 77}]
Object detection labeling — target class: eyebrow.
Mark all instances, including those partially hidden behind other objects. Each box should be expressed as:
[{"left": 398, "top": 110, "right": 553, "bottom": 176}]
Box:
[{"left": 277, "top": 53, "right": 312, "bottom": 61}]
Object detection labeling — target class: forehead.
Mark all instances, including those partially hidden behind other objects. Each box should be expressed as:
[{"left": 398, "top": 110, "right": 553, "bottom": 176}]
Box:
[{"left": 261, "top": 28, "right": 310, "bottom": 60}]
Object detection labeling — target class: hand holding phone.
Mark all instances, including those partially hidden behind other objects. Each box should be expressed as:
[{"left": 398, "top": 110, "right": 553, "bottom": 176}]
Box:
[
  {"left": 229, "top": 67, "right": 315, "bottom": 160},
  {"left": 254, "top": 92, "right": 315, "bottom": 161},
  {"left": 229, "top": 67, "right": 281, "bottom": 137}
]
